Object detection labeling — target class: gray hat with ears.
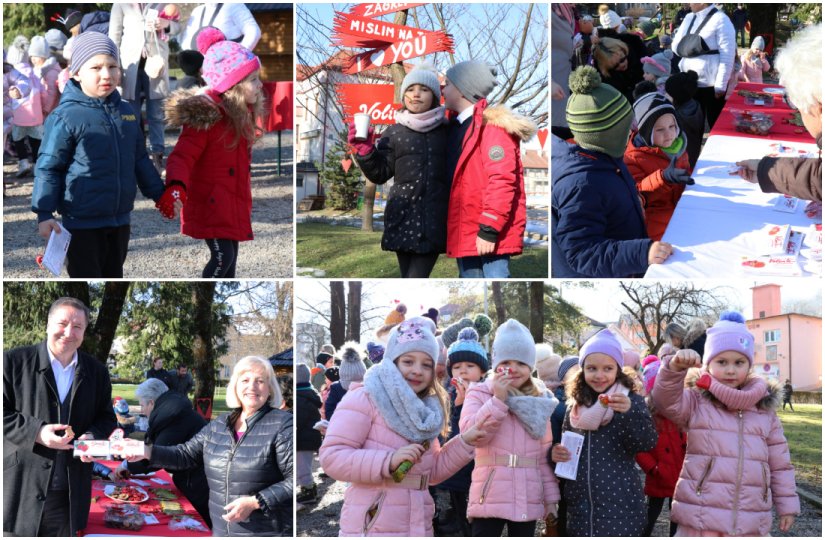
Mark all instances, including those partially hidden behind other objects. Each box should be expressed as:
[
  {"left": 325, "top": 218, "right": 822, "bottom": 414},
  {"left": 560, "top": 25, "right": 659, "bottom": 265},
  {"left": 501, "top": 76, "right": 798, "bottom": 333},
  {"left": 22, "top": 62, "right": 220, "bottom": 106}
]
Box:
[
  {"left": 384, "top": 316, "right": 441, "bottom": 367},
  {"left": 445, "top": 60, "right": 497, "bottom": 103}
]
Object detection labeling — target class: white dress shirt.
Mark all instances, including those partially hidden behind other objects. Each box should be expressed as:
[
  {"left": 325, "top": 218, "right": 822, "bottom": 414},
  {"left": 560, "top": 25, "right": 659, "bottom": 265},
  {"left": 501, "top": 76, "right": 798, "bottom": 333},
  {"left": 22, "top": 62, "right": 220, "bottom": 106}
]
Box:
[
  {"left": 457, "top": 105, "right": 474, "bottom": 124},
  {"left": 48, "top": 348, "right": 78, "bottom": 403},
  {"left": 180, "top": 3, "right": 262, "bottom": 52}
]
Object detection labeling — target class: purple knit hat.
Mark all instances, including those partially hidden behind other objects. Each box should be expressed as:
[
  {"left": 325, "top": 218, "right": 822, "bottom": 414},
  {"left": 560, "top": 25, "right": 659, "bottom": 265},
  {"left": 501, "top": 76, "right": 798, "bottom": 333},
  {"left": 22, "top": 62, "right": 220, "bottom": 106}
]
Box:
[
  {"left": 642, "top": 355, "right": 661, "bottom": 394},
  {"left": 197, "top": 27, "right": 260, "bottom": 94},
  {"left": 703, "top": 311, "right": 755, "bottom": 365},
  {"left": 366, "top": 341, "right": 385, "bottom": 364},
  {"left": 579, "top": 329, "right": 624, "bottom": 368}
]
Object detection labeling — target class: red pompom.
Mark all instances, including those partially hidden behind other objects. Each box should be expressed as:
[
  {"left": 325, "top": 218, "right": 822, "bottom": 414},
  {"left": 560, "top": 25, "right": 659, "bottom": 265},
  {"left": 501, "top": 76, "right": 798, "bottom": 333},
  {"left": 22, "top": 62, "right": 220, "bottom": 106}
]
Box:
[
  {"left": 196, "top": 26, "right": 225, "bottom": 55},
  {"left": 696, "top": 373, "right": 712, "bottom": 390}
]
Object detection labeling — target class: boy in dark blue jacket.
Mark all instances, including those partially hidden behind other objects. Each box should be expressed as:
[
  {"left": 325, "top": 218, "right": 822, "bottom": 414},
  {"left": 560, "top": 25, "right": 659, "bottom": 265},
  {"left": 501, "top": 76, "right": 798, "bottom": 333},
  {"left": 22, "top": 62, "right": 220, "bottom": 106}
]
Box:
[{"left": 32, "top": 32, "right": 169, "bottom": 278}]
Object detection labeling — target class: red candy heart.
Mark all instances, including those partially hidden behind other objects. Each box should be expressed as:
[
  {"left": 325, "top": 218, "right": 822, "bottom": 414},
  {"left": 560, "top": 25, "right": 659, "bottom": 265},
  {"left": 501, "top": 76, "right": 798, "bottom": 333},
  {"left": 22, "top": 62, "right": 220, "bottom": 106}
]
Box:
[
  {"left": 598, "top": 394, "right": 610, "bottom": 407},
  {"left": 696, "top": 373, "right": 712, "bottom": 390}
]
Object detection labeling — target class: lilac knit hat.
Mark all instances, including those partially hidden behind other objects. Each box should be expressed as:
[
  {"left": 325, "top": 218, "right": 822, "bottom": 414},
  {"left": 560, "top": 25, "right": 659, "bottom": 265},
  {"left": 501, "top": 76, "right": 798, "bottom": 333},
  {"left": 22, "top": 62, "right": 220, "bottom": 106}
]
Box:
[
  {"left": 197, "top": 27, "right": 260, "bottom": 94},
  {"left": 703, "top": 311, "right": 755, "bottom": 365},
  {"left": 579, "top": 328, "right": 624, "bottom": 368}
]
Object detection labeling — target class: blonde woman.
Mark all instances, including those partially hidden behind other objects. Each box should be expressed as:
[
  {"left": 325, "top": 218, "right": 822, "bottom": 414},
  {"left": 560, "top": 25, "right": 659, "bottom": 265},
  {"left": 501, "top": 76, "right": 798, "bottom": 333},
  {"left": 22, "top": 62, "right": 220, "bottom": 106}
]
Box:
[{"left": 120, "top": 356, "right": 292, "bottom": 536}]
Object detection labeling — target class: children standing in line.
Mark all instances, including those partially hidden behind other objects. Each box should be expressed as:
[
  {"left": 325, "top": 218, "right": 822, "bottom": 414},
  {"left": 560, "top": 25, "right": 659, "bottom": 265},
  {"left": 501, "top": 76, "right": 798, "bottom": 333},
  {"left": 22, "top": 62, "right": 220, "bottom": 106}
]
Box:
[
  {"left": 349, "top": 63, "right": 450, "bottom": 278},
  {"left": 460, "top": 319, "right": 561, "bottom": 537},
  {"left": 32, "top": 31, "right": 166, "bottom": 278},
  {"left": 323, "top": 342, "right": 366, "bottom": 422},
  {"left": 552, "top": 65, "right": 673, "bottom": 278},
  {"left": 652, "top": 312, "right": 800, "bottom": 536},
  {"left": 624, "top": 91, "right": 693, "bottom": 241},
  {"left": 637, "top": 347, "right": 686, "bottom": 537},
  {"left": 158, "top": 27, "right": 263, "bottom": 278},
  {"left": 551, "top": 328, "right": 658, "bottom": 536},
  {"left": 7, "top": 35, "right": 44, "bottom": 178},
  {"left": 442, "top": 60, "right": 535, "bottom": 278},
  {"left": 436, "top": 327, "right": 490, "bottom": 536},
  {"left": 319, "top": 317, "right": 486, "bottom": 536},
  {"left": 295, "top": 363, "right": 323, "bottom": 508},
  {"left": 28, "top": 36, "right": 62, "bottom": 116}
]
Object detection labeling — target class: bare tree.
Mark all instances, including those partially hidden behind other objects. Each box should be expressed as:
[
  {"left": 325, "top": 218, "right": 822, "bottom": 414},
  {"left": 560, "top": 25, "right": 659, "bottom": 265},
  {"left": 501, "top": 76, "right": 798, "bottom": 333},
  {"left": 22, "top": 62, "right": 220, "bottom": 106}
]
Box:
[
  {"left": 92, "top": 282, "right": 130, "bottom": 364},
  {"left": 619, "top": 281, "right": 732, "bottom": 354},
  {"left": 491, "top": 282, "right": 507, "bottom": 326},
  {"left": 192, "top": 282, "right": 216, "bottom": 403},
  {"left": 346, "top": 281, "right": 363, "bottom": 341},
  {"left": 529, "top": 281, "right": 544, "bottom": 342},
  {"left": 330, "top": 281, "right": 346, "bottom": 347}
]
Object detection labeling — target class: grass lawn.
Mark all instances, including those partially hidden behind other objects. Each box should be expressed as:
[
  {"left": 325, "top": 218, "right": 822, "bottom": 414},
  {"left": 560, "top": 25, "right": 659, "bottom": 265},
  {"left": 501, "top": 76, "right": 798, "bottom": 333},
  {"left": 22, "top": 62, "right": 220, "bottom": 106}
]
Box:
[
  {"left": 777, "top": 403, "right": 821, "bottom": 488},
  {"left": 296, "top": 222, "right": 548, "bottom": 278},
  {"left": 112, "top": 384, "right": 230, "bottom": 417}
]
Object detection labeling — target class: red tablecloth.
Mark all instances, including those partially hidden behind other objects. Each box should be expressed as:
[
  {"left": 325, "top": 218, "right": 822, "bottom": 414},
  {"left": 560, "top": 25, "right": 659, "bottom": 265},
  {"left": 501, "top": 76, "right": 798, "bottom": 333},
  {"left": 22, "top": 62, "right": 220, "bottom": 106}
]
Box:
[
  {"left": 710, "top": 82, "right": 815, "bottom": 144},
  {"left": 82, "top": 461, "right": 210, "bottom": 536},
  {"left": 263, "top": 81, "right": 293, "bottom": 132}
]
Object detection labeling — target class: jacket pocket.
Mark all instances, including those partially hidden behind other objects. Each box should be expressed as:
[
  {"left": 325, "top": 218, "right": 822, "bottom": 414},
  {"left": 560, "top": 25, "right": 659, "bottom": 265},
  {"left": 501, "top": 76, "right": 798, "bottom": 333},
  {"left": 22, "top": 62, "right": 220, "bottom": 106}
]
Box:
[
  {"left": 695, "top": 457, "right": 715, "bottom": 495},
  {"left": 3, "top": 451, "right": 17, "bottom": 471},
  {"left": 363, "top": 490, "right": 386, "bottom": 534},
  {"left": 761, "top": 462, "right": 769, "bottom": 503},
  {"left": 479, "top": 469, "right": 496, "bottom": 504}
]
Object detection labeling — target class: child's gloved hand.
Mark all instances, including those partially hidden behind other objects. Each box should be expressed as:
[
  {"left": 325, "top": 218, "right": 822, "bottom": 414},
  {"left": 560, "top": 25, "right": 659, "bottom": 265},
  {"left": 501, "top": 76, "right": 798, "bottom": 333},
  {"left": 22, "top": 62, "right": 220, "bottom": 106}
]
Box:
[
  {"left": 156, "top": 181, "right": 187, "bottom": 219},
  {"left": 347, "top": 122, "right": 376, "bottom": 156},
  {"left": 663, "top": 166, "right": 695, "bottom": 185}
]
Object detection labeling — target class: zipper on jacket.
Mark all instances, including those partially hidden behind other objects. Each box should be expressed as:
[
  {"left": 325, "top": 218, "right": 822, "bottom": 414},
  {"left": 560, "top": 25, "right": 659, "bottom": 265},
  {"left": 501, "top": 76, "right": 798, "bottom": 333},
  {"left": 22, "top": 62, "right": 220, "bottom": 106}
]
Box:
[
  {"left": 695, "top": 457, "right": 715, "bottom": 495},
  {"left": 478, "top": 468, "right": 496, "bottom": 504},
  {"left": 224, "top": 423, "right": 250, "bottom": 535},
  {"left": 587, "top": 432, "right": 594, "bottom": 537},
  {"left": 761, "top": 462, "right": 769, "bottom": 503},
  {"left": 363, "top": 491, "right": 386, "bottom": 534},
  {"left": 731, "top": 410, "right": 745, "bottom": 533}
]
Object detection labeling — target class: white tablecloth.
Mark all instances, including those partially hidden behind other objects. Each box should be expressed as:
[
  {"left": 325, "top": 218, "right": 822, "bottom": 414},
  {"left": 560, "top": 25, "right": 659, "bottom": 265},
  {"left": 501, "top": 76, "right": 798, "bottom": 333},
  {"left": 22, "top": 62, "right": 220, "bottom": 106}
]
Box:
[{"left": 645, "top": 135, "right": 820, "bottom": 278}]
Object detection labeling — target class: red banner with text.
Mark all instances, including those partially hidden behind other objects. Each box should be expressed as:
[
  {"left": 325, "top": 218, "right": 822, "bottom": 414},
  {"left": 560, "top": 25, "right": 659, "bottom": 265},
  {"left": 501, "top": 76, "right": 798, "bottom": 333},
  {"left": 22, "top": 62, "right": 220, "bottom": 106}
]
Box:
[
  {"left": 345, "top": 32, "right": 454, "bottom": 74},
  {"left": 349, "top": 2, "right": 427, "bottom": 18},
  {"left": 332, "top": 11, "right": 434, "bottom": 48},
  {"left": 338, "top": 83, "right": 399, "bottom": 125}
]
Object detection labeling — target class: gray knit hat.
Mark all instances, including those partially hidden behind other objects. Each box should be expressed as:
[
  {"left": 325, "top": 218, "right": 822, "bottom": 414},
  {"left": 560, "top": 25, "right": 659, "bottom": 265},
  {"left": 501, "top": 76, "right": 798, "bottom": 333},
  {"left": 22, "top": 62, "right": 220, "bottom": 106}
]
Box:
[
  {"left": 337, "top": 342, "right": 367, "bottom": 390},
  {"left": 401, "top": 63, "right": 442, "bottom": 105},
  {"left": 566, "top": 65, "right": 633, "bottom": 158},
  {"left": 445, "top": 60, "right": 497, "bottom": 103},
  {"left": 45, "top": 29, "right": 68, "bottom": 54},
  {"left": 28, "top": 36, "right": 49, "bottom": 59},
  {"left": 491, "top": 319, "right": 536, "bottom": 370},
  {"left": 6, "top": 36, "right": 29, "bottom": 65},
  {"left": 385, "top": 316, "right": 440, "bottom": 367},
  {"left": 295, "top": 363, "right": 311, "bottom": 385},
  {"left": 70, "top": 31, "right": 120, "bottom": 75}
]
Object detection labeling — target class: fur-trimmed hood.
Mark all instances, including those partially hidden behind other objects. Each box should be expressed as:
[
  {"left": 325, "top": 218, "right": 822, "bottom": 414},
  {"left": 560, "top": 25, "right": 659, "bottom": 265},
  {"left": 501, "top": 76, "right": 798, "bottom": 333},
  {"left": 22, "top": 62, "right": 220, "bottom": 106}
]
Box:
[
  {"left": 683, "top": 318, "right": 707, "bottom": 349},
  {"left": 482, "top": 104, "right": 537, "bottom": 142},
  {"left": 685, "top": 369, "right": 784, "bottom": 411},
  {"left": 164, "top": 87, "right": 222, "bottom": 130}
]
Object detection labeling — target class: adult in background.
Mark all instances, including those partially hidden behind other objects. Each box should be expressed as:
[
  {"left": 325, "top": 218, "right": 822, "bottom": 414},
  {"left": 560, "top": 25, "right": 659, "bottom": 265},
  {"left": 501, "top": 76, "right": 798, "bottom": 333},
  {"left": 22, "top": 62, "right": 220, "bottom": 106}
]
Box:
[
  {"left": 733, "top": 24, "right": 822, "bottom": 202},
  {"left": 595, "top": 27, "right": 647, "bottom": 104},
  {"left": 731, "top": 4, "right": 748, "bottom": 48},
  {"left": 295, "top": 364, "right": 322, "bottom": 506},
  {"left": 664, "top": 318, "right": 707, "bottom": 357},
  {"left": 170, "top": 364, "right": 195, "bottom": 396},
  {"left": 115, "top": 378, "right": 211, "bottom": 527},
  {"left": 120, "top": 356, "right": 293, "bottom": 536},
  {"left": 551, "top": 3, "right": 576, "bottom": 140},
  {"left": 671, "top": 3, "right": 735, "bottom": 130},
  {"left": 179, "top": 3, "right": 261, "bottom": 51},
  {"left": 109, "top": 3, "right": 182, "bottom": 170},
  {"left": 3, "top": 297, "right": 116, "bottom": 536},
  {"left": 782, "top": 379, "right": 795, "bottom": 411},
  {"left": 146, "top": 356, "right": 174, "bottom": 388}
]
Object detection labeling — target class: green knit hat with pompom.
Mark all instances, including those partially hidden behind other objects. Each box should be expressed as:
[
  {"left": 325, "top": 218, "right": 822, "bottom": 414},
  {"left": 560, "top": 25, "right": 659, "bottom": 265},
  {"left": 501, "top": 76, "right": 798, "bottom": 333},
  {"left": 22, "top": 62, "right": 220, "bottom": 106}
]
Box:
[{"left": 566, "top": 66, "right": 633, "bottom": 158}]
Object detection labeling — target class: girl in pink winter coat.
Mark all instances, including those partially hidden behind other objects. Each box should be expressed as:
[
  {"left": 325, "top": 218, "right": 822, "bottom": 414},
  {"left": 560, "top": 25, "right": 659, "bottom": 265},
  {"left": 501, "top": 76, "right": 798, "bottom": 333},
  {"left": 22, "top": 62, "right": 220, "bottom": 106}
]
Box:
[
  {"left": 652, "top": 311, "right": 800, "bottom": 536},
  {"left": 318, "top": 316, "right": 487, "bottom": 536},
  {"left": 460, "top": 319, "right": 561, "bottom": 536},
  {"left": 740, "top": 36, "right": 771, "bottom": 83}
]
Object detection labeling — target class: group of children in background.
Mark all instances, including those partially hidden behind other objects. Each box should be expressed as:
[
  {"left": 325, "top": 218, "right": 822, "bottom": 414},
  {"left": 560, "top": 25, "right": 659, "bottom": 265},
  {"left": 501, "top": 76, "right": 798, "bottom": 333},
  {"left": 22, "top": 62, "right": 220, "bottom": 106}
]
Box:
[
  {"left": 295, "top": 303, "right": 800, "bottom": 537},
  {"left": 553, "top": 9, "right": 774, "bottom": 279},
  {"left": 4, "top": 8, "right": 263, "bottom": 279}
]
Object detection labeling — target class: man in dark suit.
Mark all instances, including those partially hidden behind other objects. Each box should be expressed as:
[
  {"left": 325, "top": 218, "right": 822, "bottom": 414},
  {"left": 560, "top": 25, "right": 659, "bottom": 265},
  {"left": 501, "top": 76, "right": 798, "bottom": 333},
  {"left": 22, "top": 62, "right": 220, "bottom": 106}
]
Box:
[{"left": 3, "top": 297, "right": 116, "bottom": 536}]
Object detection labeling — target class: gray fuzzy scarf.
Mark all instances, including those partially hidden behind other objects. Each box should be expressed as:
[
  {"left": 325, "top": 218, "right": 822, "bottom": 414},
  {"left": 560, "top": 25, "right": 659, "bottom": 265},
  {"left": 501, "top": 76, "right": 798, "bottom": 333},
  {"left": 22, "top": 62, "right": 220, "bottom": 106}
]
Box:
[
  {"left": 506, "top": 393, "right": 559, "bottom": 440},
  {"left": 363, "top": 359, "right": 444, "bottom": 444}
]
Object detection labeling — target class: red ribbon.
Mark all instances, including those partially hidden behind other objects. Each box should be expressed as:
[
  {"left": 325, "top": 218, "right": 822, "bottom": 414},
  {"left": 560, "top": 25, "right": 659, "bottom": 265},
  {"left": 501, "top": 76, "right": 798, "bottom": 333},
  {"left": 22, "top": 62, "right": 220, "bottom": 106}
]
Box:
[
  {"left": 333, "top": 11, "right": 435, "bottom": 48},
  {"left": 349, "top": 2, "right": 427, "bottom": 18},
  {"left": 345, "top": 32, "right": 454, "bottom": 74}
]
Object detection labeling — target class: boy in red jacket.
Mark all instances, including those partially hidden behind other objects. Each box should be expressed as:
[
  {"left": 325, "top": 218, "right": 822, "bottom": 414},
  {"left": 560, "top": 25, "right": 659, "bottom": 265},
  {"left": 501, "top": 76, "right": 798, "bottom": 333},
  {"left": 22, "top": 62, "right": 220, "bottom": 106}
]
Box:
[{"left": 442, "top": 61, "right": 536, "bottom": 278}]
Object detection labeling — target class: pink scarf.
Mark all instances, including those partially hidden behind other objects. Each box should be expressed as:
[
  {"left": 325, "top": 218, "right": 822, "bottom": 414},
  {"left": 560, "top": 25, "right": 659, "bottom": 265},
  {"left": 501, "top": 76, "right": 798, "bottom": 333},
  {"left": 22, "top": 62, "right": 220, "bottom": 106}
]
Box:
[
  {"left": 569, "top": 383, "right": 630, "bottom": 431},
  {"left": 395, "top": 106, "right": 447, "bottom": 133}
]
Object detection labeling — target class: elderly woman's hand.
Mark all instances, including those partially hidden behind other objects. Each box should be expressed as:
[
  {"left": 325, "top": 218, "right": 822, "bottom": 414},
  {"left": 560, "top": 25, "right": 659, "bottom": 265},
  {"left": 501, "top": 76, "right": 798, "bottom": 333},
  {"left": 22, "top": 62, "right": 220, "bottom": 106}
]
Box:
[
  {"left": 222, "top": 496, "right": 260, "bottom": 523},
  {"left": 732, "top": 159, "right": 760, "bottom": 183}
]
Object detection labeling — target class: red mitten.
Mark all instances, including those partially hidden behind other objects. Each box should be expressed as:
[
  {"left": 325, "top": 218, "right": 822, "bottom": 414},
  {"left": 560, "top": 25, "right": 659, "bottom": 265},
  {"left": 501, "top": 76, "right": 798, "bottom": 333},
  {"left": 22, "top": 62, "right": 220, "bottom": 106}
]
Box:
[
  {"left": 156, "top": 181, "right": 187, "bottom": 219},
  {"left": 347, "top": 122, "right": 376, "bottom": 156},
  {"left": 696, "top": 373, "right": 712, "bottom": 390}
]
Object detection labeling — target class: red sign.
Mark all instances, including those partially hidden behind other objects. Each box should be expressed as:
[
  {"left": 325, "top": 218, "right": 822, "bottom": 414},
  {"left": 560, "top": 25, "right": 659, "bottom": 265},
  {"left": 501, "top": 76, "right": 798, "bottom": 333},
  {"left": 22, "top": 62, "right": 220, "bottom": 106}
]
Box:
[
  {"left": 338, "top": 83, "right": 399, "bottom": 125},
  {"left": 345, "top": 32, "right": 454, "bottom": 74},
  {"left": 350, "top": 2, "right": 427, "bottom": 18},
  {"left": 332, "top": 12, "right": 433, "bottom": 48}
]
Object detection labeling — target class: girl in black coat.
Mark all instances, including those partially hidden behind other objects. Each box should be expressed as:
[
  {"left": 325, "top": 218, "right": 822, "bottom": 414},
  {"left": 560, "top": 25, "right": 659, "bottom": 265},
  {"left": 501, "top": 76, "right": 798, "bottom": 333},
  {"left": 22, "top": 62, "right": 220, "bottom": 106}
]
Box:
[{"left": 349, "top": 64, "right": 450, "bottom": 278}]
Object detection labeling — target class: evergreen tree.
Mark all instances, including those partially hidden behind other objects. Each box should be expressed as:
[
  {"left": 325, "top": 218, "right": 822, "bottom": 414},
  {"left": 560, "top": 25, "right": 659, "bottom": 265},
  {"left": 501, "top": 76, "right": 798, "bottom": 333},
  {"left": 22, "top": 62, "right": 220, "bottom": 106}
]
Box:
[{"left": 318, "top": 133, "right": 363, "bottom": 211}]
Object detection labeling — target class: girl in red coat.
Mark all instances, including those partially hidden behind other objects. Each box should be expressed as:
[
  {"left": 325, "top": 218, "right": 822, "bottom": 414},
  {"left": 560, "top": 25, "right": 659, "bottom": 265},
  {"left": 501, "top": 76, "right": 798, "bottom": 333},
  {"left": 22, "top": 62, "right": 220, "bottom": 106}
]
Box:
[
  {"left": 624, "top": 92, "right": 693, "bottom": 241},
  {"left": 637, "top": 347, "right": 686, "bottom": 536},
  {"left": 157, "top": 27, "right": 263, "bottom": 277}
]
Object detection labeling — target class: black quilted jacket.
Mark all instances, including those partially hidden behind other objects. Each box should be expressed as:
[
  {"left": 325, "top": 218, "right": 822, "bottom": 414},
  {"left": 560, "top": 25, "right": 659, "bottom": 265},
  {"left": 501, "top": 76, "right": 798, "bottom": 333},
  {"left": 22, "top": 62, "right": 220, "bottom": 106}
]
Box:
[{"left": 151, "top": 404, "right": 293, "bottom": 536}]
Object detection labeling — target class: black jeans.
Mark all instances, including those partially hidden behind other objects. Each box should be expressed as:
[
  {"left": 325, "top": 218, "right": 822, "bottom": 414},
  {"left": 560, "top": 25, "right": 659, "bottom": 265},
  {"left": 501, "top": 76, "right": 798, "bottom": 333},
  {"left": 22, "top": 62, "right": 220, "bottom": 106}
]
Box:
[
  {"left": 203, "top": 238, "right": 239, "bottom": 278},
  {"left": 37, "top": 489, "right": 71, "bottom": 537},
  {"left": 396, "top": 251, "right": 440, "bottom": 278},
  {"left": 448, "top": 489, "right": 471, "bottom": 536},
  {"left": 644, "top": 496, "right": 677, "bottom": 536},
  {"left": 694, "top": 86, "right": 726, "bottom": 131},
  {"left": 471, "top": 517, "right": 536, "bottom": 537},
  {"left": 65, "top": 225, "right": 130, "bottom": 278}
]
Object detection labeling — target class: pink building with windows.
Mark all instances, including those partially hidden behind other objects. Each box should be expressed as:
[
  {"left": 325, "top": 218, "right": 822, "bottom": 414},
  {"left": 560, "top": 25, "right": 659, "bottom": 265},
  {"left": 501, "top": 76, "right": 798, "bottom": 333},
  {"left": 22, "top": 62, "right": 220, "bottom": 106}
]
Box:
[{"left": 747, "top": 284, "right": 822, "bottom": 391}]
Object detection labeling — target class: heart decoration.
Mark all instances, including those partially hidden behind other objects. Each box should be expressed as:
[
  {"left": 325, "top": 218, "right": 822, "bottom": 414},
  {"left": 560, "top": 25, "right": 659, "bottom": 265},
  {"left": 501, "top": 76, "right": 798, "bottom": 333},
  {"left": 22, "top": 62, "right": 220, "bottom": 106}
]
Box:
[
  {"left": 369, "top": 49, "right": 385, "bottom": 66},
  {"left": 696, "top": 373, "right": 712, "bottom": 390},
  {"left": 341, "top": 158, "right": 352, "bottom": 173},
  {"left": 537, "top": 128, "right": 548, "bottom": 149},
  {"left": 109, "top": 428, "right": 126, "bottom": 441}
]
